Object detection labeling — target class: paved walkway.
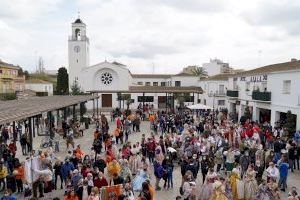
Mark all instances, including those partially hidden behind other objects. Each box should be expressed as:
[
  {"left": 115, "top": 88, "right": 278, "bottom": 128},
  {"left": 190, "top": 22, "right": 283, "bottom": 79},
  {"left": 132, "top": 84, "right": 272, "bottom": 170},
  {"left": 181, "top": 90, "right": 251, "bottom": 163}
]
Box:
[{"left": 12, "top": 118, "right": 300, "bottom": 199}]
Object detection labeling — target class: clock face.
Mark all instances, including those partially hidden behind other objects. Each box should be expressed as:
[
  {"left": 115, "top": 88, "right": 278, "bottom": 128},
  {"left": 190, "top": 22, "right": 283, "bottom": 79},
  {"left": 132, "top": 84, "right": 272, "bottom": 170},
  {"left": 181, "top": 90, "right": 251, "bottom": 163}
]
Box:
[{"left": 74, "top": 45, "right": 80, "bottom": 53}]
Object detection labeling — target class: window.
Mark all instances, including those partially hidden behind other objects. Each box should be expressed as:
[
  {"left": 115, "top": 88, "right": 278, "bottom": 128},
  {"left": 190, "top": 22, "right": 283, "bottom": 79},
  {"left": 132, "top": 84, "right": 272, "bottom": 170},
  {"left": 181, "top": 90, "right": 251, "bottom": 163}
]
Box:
[
  {"left": 283, "top": 80, "right": 291, "bottom": 94},
  {"left": 101, "top": 72, "right": 113, "bottom": 85},
  {"left": 198, "top": 99, "right": 201, "bottom": 103},
  {"left": 175, "top": 81, "right": 181, "bottom": 87},
  {"left": 161, "top": 82, "right": 166, "bottom": 86},
  {"left": 153, "top": 82, "right": 158, "bottom": 86},
  {"left": 204, "top": 99, "right": 206, "bottom": 105},
  {"left": 233, "top": 81, "right": 238, "bottom": 90},
  {"left": 218, "top": 100, "right": 225, "bottom": 105},
  {"left": 0, "top": 70, "right": 2, "bottom": 74},
  {"left": 246, "top": 82, "right": 250, "bottom": 91},
  {"left": 137, "top": 82, "right": 143, "bottom": 85},
  {"left": 145, "top": 82, "right": 151, "bottom": 86},
  {"left": 218, "top": 85, "right": 225, "bottom": 94},
  {"left": 138, "top": 96, "right": 154, "bottom": 102},
  {"left": 262, "top": 83, "right": 267, "bottom": 92}
]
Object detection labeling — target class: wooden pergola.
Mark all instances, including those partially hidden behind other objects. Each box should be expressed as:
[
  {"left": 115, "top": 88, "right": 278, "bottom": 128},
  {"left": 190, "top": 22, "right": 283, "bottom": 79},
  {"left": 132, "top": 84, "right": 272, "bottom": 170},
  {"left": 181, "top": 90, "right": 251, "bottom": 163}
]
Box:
[
  {"left": 0, "top": 95, "right": 99, "bottom": 146},
  {"left": 88, "top": 85, "right": 203, "bottom": 111}
]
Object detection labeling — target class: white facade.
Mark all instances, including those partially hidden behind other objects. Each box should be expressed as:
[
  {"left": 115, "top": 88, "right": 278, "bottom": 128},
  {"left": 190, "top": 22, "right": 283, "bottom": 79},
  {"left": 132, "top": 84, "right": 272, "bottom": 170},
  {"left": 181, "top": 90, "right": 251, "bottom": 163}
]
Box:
[
  {"left": 68, "top": 18, "right": 200, "bottom": 110},
  {"left": 199, "top": 79, "right": 228, "bottom": 110},
  {"left": 68, "top": 18, "right": 90, "bottom": 89},
  {"left": 202, "top": 59, "right": 231, "bottom": 76},
  {"left": 227, "top": 60, "right": 300, "bottom": 129},
  {"left": 268, "top": 70, "right": 300, "bottom": 130},
  {"left": 25, "top": 82, "right": 53, "bottom": 96}
]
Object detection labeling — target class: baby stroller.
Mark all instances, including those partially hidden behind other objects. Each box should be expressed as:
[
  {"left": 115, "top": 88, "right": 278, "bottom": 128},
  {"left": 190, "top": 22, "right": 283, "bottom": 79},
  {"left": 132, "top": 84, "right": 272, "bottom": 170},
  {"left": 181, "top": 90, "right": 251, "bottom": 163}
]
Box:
[{"left": 167, "top": 147, "right": 178, "bottom": 163}]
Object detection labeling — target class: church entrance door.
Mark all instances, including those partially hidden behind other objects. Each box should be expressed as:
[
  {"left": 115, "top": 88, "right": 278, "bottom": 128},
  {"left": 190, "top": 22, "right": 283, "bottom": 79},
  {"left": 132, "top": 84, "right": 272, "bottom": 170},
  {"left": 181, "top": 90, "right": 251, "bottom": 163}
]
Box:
[{"left": 102, "top": 94, "right": 112, "bottom": 107}]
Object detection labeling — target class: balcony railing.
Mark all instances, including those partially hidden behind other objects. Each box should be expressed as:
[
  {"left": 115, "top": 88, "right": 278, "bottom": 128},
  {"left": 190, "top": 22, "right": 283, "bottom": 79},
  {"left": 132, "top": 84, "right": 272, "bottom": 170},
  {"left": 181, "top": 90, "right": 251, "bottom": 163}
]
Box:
[
  {"left": 252, "top": 91, "right": 271, "bottom": 101},
  {"left": 208, "top": 91, "right": 226, "bottom": 97},
  {"left": 226, "top": 90, "right": 239, "bottom": 98},
  {"left": 0, "top": 74, "right": 15, "bottom": 79}
]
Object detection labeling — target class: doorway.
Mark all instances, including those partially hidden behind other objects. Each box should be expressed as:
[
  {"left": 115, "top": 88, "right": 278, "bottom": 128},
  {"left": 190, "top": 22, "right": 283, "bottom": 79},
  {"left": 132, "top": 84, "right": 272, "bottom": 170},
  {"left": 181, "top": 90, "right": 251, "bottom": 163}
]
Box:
[{"left": 102, "top": 94, "right": 112, "bottom": 107}]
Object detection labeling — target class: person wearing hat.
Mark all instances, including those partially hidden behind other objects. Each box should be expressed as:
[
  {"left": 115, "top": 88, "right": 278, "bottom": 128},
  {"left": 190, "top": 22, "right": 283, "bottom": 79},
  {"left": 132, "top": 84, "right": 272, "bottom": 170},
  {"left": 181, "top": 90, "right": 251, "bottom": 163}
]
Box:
[
  {"left": 210, "top": 180, "right": 228, "bottom": 200},
  {"left": 228, "top": 168, "right": 241, "bottom": 200},
  {"left": 71, "top": 169, "right": 83, "bottom": 192},
  {"left": 266, "top": 161, "right": 279, "bottom": 182},
  {"left": 61, "top": 158, "right": 75, "bottom": 186},
  {"left": 0, "top": 161, "right": 7, "bottom": 192}
]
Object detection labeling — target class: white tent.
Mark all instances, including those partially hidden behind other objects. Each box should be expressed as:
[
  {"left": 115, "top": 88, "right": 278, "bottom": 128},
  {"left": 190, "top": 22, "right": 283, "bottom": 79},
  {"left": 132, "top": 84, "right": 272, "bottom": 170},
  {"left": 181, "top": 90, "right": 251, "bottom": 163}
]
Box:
[{"left": 187, "top": 103, "right": 213, "bottom": 110}]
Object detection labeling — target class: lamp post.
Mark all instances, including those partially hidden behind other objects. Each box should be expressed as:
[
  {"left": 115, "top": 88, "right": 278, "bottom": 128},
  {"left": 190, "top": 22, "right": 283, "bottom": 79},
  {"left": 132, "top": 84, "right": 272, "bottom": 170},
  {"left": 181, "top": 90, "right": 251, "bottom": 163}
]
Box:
[{"left": 212, "top": 92, "right": 216, "bottom": 125}]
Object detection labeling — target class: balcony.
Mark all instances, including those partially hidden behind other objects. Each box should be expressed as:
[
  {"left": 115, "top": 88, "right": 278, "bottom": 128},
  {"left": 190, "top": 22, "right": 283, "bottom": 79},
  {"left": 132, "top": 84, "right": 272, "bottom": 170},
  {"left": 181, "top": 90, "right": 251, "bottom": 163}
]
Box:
[
  {"left": 226, "top": 90, "right": 239, "bottom": 98},
  {"left": 208, "top": 91, "right": 226, "bottom": 97},
  {"left": 252, "top": 91, "right": 271, "bottom": 102},
  {"left": 0, "top": 73, "right": 15, "bottom": 79}
]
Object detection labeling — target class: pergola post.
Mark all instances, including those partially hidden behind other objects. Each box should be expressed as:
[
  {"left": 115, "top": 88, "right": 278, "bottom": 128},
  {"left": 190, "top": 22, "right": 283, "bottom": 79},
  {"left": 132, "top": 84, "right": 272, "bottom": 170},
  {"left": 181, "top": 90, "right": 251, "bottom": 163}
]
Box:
[
  {"left": 64, "top": 107, "right": 67, "bottom": 121},
  {"left": 96, "top": 97, "right": 99, "bottom": 117},
  {"left": 165, "top": 92, "right": 168, "bottom": 112},
  {"left": 12, "top": 121, "right": 16, "bottom": 141},
  {"left": 28, "top": 117, "right": 33, "bottom": 152},
  {"left": 32, "top": 116, "right": 35, "bottom": 138},
  {"left": 73, "top": 105, "right": 76, "bottom": 120},
  {"left": 193, "top": 93, "right": 195, "bottom": 104},
  {"left": 93, "top": 99, "right": 95, "bottom": 116},
  {"left": 57, "top": 110, "right": 60, "bottom": 126},
  {"left": 142, "top": 92, "right": 145, "bottom": 110}
]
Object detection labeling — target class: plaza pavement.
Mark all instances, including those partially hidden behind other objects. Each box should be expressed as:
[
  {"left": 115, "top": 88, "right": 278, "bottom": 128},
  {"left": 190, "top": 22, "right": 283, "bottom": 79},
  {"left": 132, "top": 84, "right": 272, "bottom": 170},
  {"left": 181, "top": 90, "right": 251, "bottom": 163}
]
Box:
[{"left": 12, "top": 117, "right": 300, "bottom": 199}]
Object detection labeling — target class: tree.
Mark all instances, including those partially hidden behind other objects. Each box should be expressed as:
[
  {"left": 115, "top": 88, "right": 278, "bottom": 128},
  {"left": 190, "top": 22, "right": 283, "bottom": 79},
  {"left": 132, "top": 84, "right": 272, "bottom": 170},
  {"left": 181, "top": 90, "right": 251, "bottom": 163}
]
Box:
[
  {"left": 191, "top": 66, "right": 208, "bottom": 80},
  {"left": 56, "top": 67, "right": 69, "bottom": 95},
  {"left": 70, "top": 80, "right": 83, "bottom": 95},
  {"left": 24, "top": 70, "right": 29, "bottom": 80},
  {"left": 244, "top": 105, "right": 251, "bottom": 120},
  {"left": 284, "top": 110, "right": 296, "bottom": 137},
  {"left": 174, "top": 93, "right": 190, "bottom": 108}
]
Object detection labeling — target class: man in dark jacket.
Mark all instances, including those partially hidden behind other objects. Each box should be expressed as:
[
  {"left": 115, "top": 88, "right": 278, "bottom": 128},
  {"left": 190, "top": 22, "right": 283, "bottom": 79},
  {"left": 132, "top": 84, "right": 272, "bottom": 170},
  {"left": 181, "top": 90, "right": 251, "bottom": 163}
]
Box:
[
  {"left": 239, "top": 151, "right": 250, "bottom": 178},
  {"left": 200, "top": 155, "right": 210, "bottom": 183},
  {"left": 93, "top": 155, "right": 106, "bottom": 173}
]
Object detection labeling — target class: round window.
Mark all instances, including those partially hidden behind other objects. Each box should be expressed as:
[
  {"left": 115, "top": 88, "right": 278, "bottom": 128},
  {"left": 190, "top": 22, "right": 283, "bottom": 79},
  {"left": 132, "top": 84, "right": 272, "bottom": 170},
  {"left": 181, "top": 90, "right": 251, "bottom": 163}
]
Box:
[{"left": 101, "top": 72, "right": 113, "bottom": 85}]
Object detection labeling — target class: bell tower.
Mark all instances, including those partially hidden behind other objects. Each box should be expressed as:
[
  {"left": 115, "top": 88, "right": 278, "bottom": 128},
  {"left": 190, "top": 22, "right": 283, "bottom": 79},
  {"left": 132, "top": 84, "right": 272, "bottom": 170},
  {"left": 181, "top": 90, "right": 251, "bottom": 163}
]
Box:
[{"left": 68, "top": 15, "right": 90, "bottom": 89}]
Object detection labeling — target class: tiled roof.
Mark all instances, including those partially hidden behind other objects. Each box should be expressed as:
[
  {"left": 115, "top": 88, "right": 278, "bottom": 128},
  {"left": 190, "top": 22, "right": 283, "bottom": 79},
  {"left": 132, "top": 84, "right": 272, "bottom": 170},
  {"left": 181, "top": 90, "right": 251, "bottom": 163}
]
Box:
[
  {"left": 173, "top": 72, "right": 197, "bottom": 77},
  {"left": 0, "top": 60, "right": 20, "bottom": 70},
  {"left": 131, "top": 74, "right": 172, "bottom": 79},
  {"left": 129, "top": 86, "right": 203, "bottom": 93},
  {"left": 205, "top": 73, "right": 233, "bottom": 81},
  {"left": 26, "top": 79, "right": 52, "bottom": 84},
  {"left": 234, "top": 60, "right": 300, "bottom": 77}
]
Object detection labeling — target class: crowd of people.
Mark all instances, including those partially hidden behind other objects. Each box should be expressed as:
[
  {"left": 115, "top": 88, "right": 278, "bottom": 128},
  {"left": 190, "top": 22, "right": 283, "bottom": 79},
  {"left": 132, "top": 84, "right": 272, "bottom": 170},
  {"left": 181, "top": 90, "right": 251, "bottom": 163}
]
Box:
[{"left": 0, "top": 108, "right": 300, "bottom": 200}]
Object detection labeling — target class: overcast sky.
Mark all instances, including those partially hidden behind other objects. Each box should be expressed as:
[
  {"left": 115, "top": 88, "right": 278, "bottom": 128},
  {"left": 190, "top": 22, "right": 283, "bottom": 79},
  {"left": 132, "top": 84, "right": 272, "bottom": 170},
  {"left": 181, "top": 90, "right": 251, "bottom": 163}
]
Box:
[{"left": 1, "top": 0, "right": 300, "bottom": 74}]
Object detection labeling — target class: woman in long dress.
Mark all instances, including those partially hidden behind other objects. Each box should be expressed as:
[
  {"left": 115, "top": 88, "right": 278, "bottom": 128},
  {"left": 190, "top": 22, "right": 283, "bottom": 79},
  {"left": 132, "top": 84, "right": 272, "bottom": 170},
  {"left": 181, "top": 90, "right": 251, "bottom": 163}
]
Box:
[
  {"left": 132, "top": 169, "right": 150, "bottom": 192},
  {"left": 209, "top": 180, "right": 229, "bottom": 200},
  {"left": 198, "top": 168, "right": 217, "bottom": 200},
  {"left": 244, "top": 164, "right": 258, "bottom": 200},
  {"left": 228, "top": 168, "right": 240, "bottom": 200}
]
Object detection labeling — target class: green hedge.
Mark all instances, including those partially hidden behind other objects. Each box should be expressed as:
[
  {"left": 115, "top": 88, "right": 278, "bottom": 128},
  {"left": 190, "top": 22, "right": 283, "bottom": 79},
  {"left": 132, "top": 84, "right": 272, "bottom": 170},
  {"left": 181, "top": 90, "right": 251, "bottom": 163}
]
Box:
[
  {"left": 0, "top": 93, "right": 17, "bottom": 100},
  {"left": 36, "top": 92, "right": 48, "bottom": 96}
]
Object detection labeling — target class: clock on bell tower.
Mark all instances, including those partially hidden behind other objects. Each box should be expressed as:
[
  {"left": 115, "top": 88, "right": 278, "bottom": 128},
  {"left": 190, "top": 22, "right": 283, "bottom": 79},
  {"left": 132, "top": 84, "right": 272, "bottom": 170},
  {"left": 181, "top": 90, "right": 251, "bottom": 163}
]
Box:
[{"left": 68, "top": 16, "right": 90, "bottom": 89}]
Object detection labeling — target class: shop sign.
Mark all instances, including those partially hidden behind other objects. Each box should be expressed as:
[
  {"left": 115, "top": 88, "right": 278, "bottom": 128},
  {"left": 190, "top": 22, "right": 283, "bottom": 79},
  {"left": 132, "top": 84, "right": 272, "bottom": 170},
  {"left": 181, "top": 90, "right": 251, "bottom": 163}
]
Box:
[{"left": 250, "top": 74, "right": 267, "bottom": 82}]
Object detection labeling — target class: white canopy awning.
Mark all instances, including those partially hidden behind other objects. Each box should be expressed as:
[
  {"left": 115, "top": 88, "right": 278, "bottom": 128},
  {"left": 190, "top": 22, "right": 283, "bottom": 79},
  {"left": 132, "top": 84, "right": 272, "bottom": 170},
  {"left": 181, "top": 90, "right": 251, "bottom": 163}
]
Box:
[{"left": 187, "top": 103, "right": 213, "bottom": 110}]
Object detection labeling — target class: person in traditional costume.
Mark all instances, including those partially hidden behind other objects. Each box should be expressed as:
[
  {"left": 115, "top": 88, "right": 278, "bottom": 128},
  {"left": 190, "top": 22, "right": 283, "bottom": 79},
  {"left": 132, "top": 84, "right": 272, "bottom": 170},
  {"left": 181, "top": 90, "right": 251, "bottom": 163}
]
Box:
[
  {"left": 244, "top": 164, "right": 258, "bottom": 200},
  {"left": 209, "top": 180, "right": 229, "bottom": 200},
  {"left": 107, "top": 159, "right": 121, "bottom": 184},
  {"left": 228, "top": 168, "right": 240, "bottom": 200},
  {"left": 224, "top": 148, "right": 235, "bottom": 173},
  {"left": 120, "top": 159, "right": 132, "bottom": 182},
  {"left": 198, "top": 168, "right": 217, "bottom": 200},
  {"left": 154, "top": 145, "right": 164, "bottom": 164},
  {"left": 254, "top": 180, "right": 274, "bottom": 200},
  {"left": 132, "top": 169, "right": 150, "bottom": 192}
]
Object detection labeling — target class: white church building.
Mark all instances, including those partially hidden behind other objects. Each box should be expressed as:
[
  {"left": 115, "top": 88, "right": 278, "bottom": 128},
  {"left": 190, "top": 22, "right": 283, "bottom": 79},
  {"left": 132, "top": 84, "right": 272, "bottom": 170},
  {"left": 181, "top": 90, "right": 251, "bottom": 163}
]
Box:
[{"left": 68, "top": 17, "right": 202, "bottom": 110}]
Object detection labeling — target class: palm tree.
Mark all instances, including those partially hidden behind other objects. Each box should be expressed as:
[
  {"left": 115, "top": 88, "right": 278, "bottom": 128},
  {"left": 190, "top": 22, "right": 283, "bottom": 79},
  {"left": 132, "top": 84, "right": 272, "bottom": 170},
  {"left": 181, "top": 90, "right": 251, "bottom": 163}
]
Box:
[{"left": 192, "top": 66, "right": 208, "bottom": 80}]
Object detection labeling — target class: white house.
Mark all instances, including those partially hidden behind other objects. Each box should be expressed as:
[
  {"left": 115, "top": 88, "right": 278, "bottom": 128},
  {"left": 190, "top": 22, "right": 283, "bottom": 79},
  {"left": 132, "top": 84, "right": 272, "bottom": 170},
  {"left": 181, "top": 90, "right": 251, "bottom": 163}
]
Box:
[
  {"left": 68, "top": 17, "right": 202, "bottom": 110},
  {"left": 199, "top": 74, "right": 230, "bottom": 111},
  {"left": 227, "top": 59, "right": 300, "bottom": 129},
  {"left": 25, "top": 79, "right": 53, "bottom": 96},
  {"left": 202, "top": 59, "right": 232, "bottom": 76}
]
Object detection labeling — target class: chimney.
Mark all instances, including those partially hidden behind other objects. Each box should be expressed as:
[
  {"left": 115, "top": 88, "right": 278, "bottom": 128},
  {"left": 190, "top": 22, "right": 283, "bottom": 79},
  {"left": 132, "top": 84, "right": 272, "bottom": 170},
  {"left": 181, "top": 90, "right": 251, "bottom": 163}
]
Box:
[{"left": 291, "top": 58, "right": 297, "bottom": 62}]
